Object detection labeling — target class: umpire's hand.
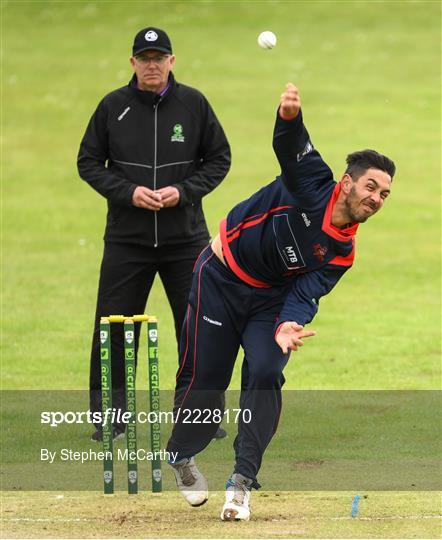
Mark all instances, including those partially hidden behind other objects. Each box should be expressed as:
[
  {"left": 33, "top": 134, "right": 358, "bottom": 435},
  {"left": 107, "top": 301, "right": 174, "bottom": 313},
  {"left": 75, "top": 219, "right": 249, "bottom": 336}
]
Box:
[
  {"left": 279, "top": 83, "right": 301, "bottom": 120},
  {"left": 132, "top": 186, "right": 163, "bottom": 210},
  {"left": 275, "top": 321, "right": 316, "bottom": 354}
]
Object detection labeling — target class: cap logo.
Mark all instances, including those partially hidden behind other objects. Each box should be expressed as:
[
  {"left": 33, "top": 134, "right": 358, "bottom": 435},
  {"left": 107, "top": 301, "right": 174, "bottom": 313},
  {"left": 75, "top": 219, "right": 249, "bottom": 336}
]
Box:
[{"left": 145, "top": 30, "right": 158, "bottom": 42}]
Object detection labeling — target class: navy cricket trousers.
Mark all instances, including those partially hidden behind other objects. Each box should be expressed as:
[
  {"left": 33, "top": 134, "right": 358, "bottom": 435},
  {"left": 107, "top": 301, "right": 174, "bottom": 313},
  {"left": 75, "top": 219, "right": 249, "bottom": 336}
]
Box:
[{"left": 167, "top": 246, "right": 291, "bottom": 484}]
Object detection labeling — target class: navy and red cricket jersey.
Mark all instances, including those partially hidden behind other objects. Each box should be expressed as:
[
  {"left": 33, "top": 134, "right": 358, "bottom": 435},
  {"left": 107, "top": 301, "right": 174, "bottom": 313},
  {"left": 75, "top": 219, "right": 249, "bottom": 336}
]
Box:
[{"left": 221, "top": 109, "right": 358, "bottom": 330}]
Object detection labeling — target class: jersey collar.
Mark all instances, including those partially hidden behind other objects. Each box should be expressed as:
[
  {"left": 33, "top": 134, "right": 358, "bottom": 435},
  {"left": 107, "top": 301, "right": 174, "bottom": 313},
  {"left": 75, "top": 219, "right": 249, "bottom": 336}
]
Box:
[{"left": 322, "top": 182, "right": 359, "bottom": 241}]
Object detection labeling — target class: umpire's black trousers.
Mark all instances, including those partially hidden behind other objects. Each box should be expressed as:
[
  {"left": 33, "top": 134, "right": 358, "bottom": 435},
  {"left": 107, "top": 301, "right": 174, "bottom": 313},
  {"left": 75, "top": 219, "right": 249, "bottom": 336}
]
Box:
[{"left": 89, "top": 240, "right": 207, "bottom": 425}]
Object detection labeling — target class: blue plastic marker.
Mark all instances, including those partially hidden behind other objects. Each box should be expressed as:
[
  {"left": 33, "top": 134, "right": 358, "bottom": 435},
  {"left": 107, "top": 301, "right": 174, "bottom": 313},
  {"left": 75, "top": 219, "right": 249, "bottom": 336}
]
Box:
[{"left": 351, "top": 495, "right": 361, "bottom": 518}]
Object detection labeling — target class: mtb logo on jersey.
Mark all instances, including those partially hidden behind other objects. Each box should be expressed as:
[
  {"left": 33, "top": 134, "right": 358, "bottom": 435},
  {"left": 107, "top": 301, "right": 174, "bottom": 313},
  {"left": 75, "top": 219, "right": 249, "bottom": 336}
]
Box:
[
  {"left": 284, "top": 246, "right": 298, "bottom": 264},
  {"left": 171, "top": 124, "right": 185, "bottom": 142},
  {"left": 273, "top": 214, "right": 306, "bottom": 270}
]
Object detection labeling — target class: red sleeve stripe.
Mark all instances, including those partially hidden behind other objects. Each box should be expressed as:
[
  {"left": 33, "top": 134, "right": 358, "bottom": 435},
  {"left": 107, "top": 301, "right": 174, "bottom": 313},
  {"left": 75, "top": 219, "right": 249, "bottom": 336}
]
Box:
[
  {"left": 328, "top": 240, "right": 355, "bottom": 267},
  {"left": 226, "top": 205, "right": 294, "bottom": 240},
  {"left": 275, "top": 323, "right": 284, "bottom": 338},
  {"left": 220, "top": 218, "right": 271, "bottom": 288}
]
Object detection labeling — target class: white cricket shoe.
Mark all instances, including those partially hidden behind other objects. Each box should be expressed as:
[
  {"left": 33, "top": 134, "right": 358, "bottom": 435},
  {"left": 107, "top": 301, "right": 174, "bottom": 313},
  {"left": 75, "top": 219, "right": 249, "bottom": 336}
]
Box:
[
  {"left": 221, "top": 473, "right": 253, "bottom": 521},
  {"left": 170, "top": 457, "right": 208, "bottom": 507}
]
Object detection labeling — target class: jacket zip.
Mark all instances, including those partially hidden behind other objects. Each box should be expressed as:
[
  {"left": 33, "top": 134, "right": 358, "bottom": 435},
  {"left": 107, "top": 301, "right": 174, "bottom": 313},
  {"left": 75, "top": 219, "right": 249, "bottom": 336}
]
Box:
[{"left": 153, "top": 102, "right": 159, "bottom": 247}]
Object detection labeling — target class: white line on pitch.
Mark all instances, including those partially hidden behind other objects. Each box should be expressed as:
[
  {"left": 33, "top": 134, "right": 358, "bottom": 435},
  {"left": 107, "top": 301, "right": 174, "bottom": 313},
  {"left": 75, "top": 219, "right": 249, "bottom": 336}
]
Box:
[{"left": 2, "top": 515, "right": 441, "bottom": 523}]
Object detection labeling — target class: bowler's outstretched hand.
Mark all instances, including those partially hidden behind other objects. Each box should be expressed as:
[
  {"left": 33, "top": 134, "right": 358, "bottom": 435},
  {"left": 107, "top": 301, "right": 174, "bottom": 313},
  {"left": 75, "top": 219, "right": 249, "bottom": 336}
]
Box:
[
  {"left": 279, "top": 83, "right": 301, "bottom": 120},
  {"left": 275, "top": 321, "right": 316, "bottom": 354}
]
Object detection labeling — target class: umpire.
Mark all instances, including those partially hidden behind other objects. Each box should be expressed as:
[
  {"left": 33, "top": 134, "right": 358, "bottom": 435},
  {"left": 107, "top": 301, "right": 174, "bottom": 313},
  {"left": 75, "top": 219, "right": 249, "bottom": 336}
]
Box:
[{"left": 77, "top": 27, "right": 231, "bottom": 440}]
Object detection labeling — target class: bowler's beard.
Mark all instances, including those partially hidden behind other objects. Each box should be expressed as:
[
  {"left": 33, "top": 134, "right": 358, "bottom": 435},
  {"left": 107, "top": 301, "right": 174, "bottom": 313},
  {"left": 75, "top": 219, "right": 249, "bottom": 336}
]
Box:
[{"left": 344, "top": 186, "right": 372, "bottom": 223}]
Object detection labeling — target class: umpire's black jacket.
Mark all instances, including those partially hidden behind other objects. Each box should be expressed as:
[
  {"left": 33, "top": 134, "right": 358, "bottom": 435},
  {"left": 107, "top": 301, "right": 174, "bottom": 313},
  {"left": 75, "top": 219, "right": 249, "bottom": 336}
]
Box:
[{"left": 77, "top": 73, "right": 231, "bottom": 247}]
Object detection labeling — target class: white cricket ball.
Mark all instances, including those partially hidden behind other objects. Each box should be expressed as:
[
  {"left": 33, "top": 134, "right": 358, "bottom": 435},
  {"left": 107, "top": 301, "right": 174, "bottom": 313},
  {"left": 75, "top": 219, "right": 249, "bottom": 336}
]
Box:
[{"left": 257, "top": 31, "right": 277, "bottom": 50}]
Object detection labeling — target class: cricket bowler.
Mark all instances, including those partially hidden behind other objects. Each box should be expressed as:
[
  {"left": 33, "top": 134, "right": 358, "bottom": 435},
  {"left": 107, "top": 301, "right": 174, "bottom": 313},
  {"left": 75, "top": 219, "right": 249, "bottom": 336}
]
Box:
[{"left": 166, "top": 83, "right": 395, "bottom": 521}]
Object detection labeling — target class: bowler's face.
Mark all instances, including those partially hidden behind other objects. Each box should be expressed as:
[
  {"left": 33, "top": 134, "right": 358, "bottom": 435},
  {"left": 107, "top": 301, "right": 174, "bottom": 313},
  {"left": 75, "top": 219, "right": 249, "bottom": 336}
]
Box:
[
  {"left": 345, "top": 168, "right": 392, "bottom": 223},
  {"left": 130, "top": 51, "right": 175, "bottom": 93}
]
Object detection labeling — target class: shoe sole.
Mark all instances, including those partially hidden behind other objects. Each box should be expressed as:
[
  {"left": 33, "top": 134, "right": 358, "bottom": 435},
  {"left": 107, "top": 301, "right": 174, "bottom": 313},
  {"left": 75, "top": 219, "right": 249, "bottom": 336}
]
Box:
[
  {"left": 221, "top": 508, "right": 250, "bottom": 521},
  {"left": 190, "top": 498, "right": 208, "bottom": 507}
]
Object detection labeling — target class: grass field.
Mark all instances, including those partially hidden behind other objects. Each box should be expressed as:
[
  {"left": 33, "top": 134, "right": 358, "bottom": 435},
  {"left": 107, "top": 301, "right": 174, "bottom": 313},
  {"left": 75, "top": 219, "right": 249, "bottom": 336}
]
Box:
[
  {"left": 2, "top": 491, "right": 441, "bottom": 539},
  {"left": 1, "top": 0, "right": 441, "bottom": 538}
]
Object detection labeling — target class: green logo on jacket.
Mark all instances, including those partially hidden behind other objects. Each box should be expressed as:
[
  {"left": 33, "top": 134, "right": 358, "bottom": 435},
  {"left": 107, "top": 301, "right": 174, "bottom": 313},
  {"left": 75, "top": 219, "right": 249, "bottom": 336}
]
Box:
[{"left": 171, "top": 124, "right": 185, "bottom": 143}]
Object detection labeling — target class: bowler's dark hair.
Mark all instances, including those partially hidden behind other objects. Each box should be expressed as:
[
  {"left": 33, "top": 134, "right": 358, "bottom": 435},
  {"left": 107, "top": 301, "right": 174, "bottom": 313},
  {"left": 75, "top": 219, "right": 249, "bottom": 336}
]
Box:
[{"left": 345, "top": 149, "right": 396, "bottom": 181}]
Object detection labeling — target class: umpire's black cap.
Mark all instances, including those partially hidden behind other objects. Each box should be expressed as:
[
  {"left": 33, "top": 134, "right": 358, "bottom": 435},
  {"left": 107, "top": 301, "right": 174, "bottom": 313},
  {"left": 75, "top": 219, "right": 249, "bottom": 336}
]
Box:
[{"left": 132, "top": 27, "right": 173, "bottom": 56}]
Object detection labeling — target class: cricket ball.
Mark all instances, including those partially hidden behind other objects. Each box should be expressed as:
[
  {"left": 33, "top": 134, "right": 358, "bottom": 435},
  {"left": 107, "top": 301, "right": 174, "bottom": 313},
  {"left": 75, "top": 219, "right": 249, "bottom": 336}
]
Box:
[{"left": 257, "top": 31, "right": 277, "bottom": 50}]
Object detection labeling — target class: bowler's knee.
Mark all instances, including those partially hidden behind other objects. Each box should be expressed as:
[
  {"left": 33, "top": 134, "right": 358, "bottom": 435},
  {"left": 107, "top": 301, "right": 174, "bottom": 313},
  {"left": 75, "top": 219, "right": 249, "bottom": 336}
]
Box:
[{"left": 249, "top": 365, "right": 285, "bottom": 389}]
